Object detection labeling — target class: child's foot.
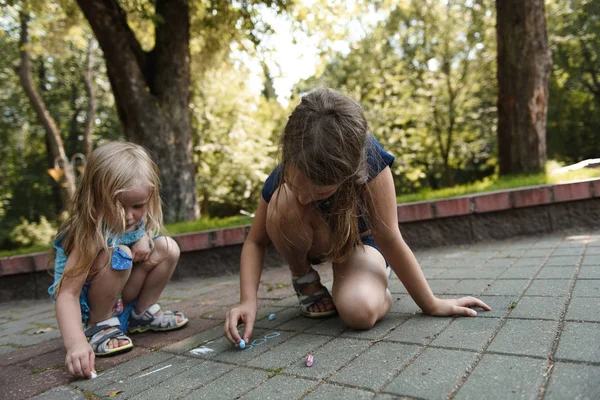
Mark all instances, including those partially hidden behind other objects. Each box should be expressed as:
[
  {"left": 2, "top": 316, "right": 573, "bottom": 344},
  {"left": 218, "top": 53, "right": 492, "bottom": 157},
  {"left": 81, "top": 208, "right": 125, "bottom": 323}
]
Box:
[
  {"left": 85, "top": 317, "right": 134, "bottom": 356},
  {"left": 292, "top": 270, "right": 337, "bottom": 318},
  {"left": 128, "top": 304, "right": 188, "bottom": 333}
]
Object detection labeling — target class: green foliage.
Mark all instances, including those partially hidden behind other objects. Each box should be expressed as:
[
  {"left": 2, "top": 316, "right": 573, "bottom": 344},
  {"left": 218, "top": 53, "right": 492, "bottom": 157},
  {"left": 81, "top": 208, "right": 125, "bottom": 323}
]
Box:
[
  {"left": 298, "top": 0, "right": 497, "bottom": 193},
  {"left": 165, "top": 215, "right": 253, "bottom": 235},
  {"left": 9, "top": 216, "right": 56, "bottom": 247},
  {"left": 546, "top": 0, "right": 600, "bottom": 163}
]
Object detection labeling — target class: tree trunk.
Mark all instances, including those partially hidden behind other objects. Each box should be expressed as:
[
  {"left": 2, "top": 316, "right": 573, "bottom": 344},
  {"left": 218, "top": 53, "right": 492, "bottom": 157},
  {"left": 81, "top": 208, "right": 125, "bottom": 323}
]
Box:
[
  {"left": 496, "top": 0, "right": 552, "bottom": 174},
  {"left": 17, "top": 12, "right": 76, "bottom": 201},
  {"left": 76, "top": 0, "right": 199, "bottom": 222}
]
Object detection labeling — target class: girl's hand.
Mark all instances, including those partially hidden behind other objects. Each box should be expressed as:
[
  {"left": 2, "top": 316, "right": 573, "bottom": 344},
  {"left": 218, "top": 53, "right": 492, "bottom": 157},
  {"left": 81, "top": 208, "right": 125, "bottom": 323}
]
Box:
[
  {"left": 131, "top": 234, "right": 153, "bottom": 263},
  {"left": 224, "top": 301, "right": 257, "bottom": 346},
  {"left": 65, "top": 340, "right": 95, "bottom": 379},
  {"left": 425, "top": 296, "right": 491, "bottom": 317}
]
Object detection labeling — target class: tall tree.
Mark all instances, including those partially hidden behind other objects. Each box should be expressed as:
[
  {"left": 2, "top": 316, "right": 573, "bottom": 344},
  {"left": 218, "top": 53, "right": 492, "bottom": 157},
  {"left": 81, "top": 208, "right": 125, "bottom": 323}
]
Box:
[
  {"left": 496, "top": 0, "right": 552, "bottom": 174},
  {"left": 76, "top": 0, "right": 197, "bottom": 222},
  {"left": 16, "top": 12, "right": 77, "bottom": 201}
]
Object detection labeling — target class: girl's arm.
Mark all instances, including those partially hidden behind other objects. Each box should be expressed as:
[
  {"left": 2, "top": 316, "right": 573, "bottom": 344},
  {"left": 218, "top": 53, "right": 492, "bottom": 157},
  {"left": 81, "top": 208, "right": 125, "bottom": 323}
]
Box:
[
  {"left": 224, "top": 198, "right": 271, "bottom": 344},
  {"left": 367, "top": 167, "right": 490, "bottom": 316},
  {"left": 55, "top": 245, "right": 96, "bottom": 378}
]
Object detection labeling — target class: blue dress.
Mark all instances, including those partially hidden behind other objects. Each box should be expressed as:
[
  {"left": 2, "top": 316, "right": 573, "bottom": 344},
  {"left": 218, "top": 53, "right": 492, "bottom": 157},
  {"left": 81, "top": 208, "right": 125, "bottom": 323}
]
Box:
[{"left": 48, "top": 222, "right": 147, "bottom": 331}]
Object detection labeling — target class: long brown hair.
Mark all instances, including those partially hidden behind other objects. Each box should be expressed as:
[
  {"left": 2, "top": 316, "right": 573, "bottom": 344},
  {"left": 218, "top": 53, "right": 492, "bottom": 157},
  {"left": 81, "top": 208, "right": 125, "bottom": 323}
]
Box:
[
  {"left": 50, "top": 142, "right": 163, "bottom": 296},
  {"left": 277, "top": 88, "right": 370, "bottom": 262}
]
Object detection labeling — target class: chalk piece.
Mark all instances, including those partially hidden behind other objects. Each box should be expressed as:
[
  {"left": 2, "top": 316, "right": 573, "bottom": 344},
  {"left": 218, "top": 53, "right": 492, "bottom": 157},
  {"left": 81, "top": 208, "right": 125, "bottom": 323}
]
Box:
[
  {"left": 239, "top": 339, "right": 246, "bottom": 349},
  {"left": 268, "top": 313, "right": 276, "bottom": 321},
  {"left": 90, "top": 371, "right": 97, "bottom": 379},
  {"left": 305, "top": 354, "right": 313, "bottom": 367}
]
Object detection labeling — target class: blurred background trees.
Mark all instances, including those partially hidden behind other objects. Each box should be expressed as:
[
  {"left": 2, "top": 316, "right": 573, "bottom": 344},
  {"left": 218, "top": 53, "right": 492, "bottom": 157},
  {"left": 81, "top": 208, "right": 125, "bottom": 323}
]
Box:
[{"left": 0, "top": 0, "right": 598, "bottom": 250}]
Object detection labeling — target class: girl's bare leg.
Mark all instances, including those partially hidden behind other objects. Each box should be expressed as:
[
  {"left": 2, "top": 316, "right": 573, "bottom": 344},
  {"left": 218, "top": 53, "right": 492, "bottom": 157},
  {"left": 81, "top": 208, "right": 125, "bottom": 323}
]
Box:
[
  {"left": 266, "top": 186, "right": 334, "bottom": 313},
  {"left": 332, "top": 245, "right": 392, "bottom": 329},
  {"left": 122, "top": 236, "right": 183, "bottom": 322},
  {"left": 87, "top": 245, "right": 132, "bottom": 348}
]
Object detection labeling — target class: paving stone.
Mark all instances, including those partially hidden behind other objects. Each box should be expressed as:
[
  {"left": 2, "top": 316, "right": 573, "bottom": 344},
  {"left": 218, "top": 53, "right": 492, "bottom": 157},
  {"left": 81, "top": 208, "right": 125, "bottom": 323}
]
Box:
[
  {"left": 130, "top": 360, "right": 233, "bottom": 400},
  {"left": 555, "top": 322, "right": 600, "bottom": 363},
  {"left": 268, "top": 296, "right": 298, "bottom": 308},
  {"left": 388, "top": 296, "right": 421, "bottom": 315},
  {"left": 445, "top": 267, "right": 507, "bottom": 280},
  {"left": 384, "top": 314, "right": 452, "bottom": 345},
  {"left": 431, "top": 317, "right": 502, "bottom": 352},
  {"left": 329, "top": 342, "right": 420, "bottom": 390},
  {"left": 578, "top": 265, "right": 600, "bottom": 279},
  {"left": 545, "top": 256, "right": 581, "bottom": 267},
  {"left": 341, "top": 315, "right": 406, "bottom": 340},
  {"left": 72, "top": 351, "right": 175, "bottom": 392},
  {"left": 545, "top": 362, "right": 600, "bottom": 400},
  {"left": 494, "top": 249, "right": 526, "bottom": 258},
  {"left": 572, "top": 280, "right": 600, "bottom": 297},
  {"left": 29, "top": 386, "right": 85, "bottom": 400},
  {"left": 276, "top": 315, "right": 323, "bottom": 332},
  {"left": 253, "top": 307, "right": 302, "bottom": 329},
  {"left": 581, "top": 254, "right": 600, "bottom": 266},
  {"left": 521, "top": 249, "right": 553, "bottom": 257},
  {"left": 498, "top": 266, "right": 539, "bottom": 279},
  {"left": 487, "top": 319, "right": 559, "bottom": 357},
  {"left": 424, "top": 279, "right": 461, "bottom": 294},
  {"left": 182, "top": 367, "right": 269, "bottom": 400},
  {"left": 483, "top": 279, "right": 529, "bottom": 296},
  {"left": 536, "top": 266, "right": 578, "bottom": 279},
  {"left": 565, "top": 297, "right": 600, "bottom": 322},
  {"left": 383, "top": 348, "right": 478, "bottom": 398},
  {"left": 421, "top": 268, "right": 447, "bottom": 279},
  {"left": 445, "top": 280, "right": 493, "bottom": 295},
  {"left": 512, "top": 257, "right": 547, "bottom": 267},
  {"left": 524, "top": 279, "right": 573, "bottom": 297},
  {"left": 482, "top": 258, "right": 516, "bottom": 267},
  {"left": 453, "top": 354, "right": 547, "bottom": 400},
  {"left": 552, "top": 247, "right": 584, "bottom": 256},
  {"left": 303, "top": 384, "right": 375, "bottom": 399},
  {"left": 285, "top": 337, "right": 371, "bottom": 380},
  {"left": 241, "top": 375, "right": 316, "bottom": 400},
  {"left": 90, "top": 355, "right": 201, "bottom": 399},
  {"left": 507, "top": 296, "right": 566, "bottom": 320},
  {"left": 303, "top": 316, "right": 349, "bottom": 336},
  {"left": 246, "top": 333, "right": 332, "bottom": 370}
]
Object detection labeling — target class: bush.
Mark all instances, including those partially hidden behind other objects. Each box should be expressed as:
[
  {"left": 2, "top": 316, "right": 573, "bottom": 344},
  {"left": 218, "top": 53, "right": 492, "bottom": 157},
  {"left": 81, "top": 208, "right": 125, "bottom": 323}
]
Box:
[{"left": 9, "top": 216, "right": 56, "bottom": 247}]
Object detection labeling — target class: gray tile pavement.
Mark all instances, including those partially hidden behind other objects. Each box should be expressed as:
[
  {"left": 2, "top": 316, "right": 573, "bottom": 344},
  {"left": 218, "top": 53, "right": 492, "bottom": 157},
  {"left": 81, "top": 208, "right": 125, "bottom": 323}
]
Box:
[{"left": 2, "top": 231, "right": 600, "bottom": 399}]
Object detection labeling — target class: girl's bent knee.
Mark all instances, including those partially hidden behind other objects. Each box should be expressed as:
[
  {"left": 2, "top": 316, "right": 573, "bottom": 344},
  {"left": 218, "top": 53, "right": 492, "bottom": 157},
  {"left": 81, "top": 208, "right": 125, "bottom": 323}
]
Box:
[
  {"left": 154, "top": 236, "right": 180, "bottom": 263},
  {"left": 338, "top": 303, "right": 379, "bottom": 330}
]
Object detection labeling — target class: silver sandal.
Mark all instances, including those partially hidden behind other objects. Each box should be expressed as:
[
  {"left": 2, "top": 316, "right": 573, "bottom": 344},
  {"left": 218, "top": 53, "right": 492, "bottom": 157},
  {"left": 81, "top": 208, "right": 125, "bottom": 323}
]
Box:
[
  {"left": 292, "top": 270, "right": 337, "bottom": 318},
  {"left": 128, "top": 304, "right": 188, "bottom": 333},
  {"left": 85, "top": 317, "right": 133, "bottom": 356}
]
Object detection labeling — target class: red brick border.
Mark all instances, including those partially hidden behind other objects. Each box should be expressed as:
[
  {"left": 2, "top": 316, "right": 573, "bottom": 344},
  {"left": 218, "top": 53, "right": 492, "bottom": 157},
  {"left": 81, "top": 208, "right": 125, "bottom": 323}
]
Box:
[{"left": 1, "top": 179, "right": 599, "bottom": 277}]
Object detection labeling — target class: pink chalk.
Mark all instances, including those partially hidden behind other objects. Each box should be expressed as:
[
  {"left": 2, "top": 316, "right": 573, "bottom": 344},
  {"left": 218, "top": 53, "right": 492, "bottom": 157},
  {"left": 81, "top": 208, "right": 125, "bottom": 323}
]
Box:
[{"left": 305, "top": 354, "right": 313, "bottom": 367}]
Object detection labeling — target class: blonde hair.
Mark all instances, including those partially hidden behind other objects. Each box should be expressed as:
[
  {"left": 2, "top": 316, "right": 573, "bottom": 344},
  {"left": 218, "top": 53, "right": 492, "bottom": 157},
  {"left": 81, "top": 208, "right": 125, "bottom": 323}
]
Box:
[
  {"left": 51, "top": 142, "right": 163, "bottom": 295},
  {"left": 277, "top": 88, "right": 370, "bottom": 262}
]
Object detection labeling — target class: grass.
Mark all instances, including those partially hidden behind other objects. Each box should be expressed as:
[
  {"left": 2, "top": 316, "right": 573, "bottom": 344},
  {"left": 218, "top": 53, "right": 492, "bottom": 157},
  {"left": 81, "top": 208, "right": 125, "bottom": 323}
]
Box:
[
  {"left": 1, "top": 166, "right": 599, "bottom": 259},
  {"left": 396, "top": 167, "right": 600, "bottom": 204}
]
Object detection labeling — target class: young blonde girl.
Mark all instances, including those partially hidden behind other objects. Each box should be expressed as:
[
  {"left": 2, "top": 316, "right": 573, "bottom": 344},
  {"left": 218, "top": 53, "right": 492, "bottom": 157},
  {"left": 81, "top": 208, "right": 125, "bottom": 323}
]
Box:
[
  {"left": 49, "top": 142, "right": 187, "bottom": 379},
  {"left": 224, "top": 88, "right": 490, "bottom": 345}
]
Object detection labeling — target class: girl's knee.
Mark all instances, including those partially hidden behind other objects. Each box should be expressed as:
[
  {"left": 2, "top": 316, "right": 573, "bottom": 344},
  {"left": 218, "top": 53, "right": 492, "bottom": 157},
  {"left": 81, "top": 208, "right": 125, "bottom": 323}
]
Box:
[
  {"left": 154, "top": 236, "right": 180, "bottom": 263},
  {"left": 335, "top": 289, "right": 386, "bottom": 330}
]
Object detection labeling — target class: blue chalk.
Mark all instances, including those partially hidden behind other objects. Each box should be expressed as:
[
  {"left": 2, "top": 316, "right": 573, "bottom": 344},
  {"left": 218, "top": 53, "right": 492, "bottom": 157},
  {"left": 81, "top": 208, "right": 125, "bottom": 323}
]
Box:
[
  {"left": 268, "top": 313, "right": 276, "bottom": 321},
  {"left": 238, "top": 339, "right": 246, "bottom": 349}
]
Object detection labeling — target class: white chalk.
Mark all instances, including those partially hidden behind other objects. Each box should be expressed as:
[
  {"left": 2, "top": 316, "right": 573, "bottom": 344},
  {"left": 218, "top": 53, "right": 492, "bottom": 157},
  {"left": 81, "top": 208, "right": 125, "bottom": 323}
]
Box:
[
  {"left": 90, "top": 371, "right": 97, "bottom": 379},
  {"left": 239, "top": 339, "right": 246, "bottom": 349}
]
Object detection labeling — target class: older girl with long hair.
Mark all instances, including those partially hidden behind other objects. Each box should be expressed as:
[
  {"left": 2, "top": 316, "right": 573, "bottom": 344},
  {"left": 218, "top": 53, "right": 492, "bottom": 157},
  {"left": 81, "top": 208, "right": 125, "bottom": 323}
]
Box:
[
  {"left": 49, "top": 142, "right": 187, "bottom": 379},
  {"left": 224, "top": 88, "right": 490, "bottom": 345}
]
